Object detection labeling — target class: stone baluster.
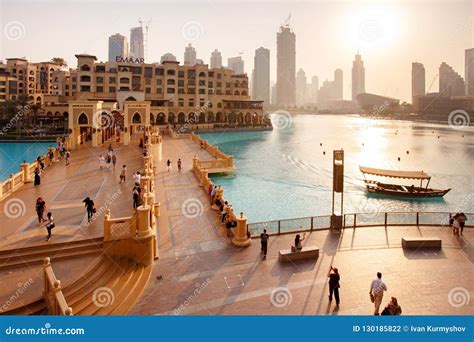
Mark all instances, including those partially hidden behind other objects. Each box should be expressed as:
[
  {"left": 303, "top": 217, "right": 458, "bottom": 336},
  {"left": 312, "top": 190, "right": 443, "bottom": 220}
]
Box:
[{"left": 232, "top": 212, "right": 251, "bottom": 247}]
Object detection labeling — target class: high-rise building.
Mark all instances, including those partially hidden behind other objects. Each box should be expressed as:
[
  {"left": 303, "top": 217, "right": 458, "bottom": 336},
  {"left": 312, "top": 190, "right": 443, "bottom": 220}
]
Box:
[
  {"left": 439, "top": 62, "right": 465, "bottom": 97},
  {"left": 252, "top": 47, "right": 270, "bottom": 104},
  {"left": 271, "top": 82, "right": 277, "bottom": 105},
  {"left": 296, "top": 68, "right": 307, "bottom": 106},
  {"left": 334, "top": 68, "right": 343, "bottom": 100},
  {"left": 210, "top": 49, "right": 222, "bottom": 69},
  {"left": 184, "top": 44, "right": 197, "bottom": 65},
  {"left": 227, "top": 56, "right": 245, "bottom": 75},
  {"left": 465, "top": 48, "right": 474, "bottom": 96},
  {"left": 318, "top": 79, "right": 335, "bottom": 104},
  {"left": 310, "top": 76, "right": 319, "bottom": 103},
  {"left": 108, "top": 33, "right": 128, "bottom": 62},
  {"left": 351, "top": 52, "right": 365, "bottom": 101},
  {"left": 130, "top": 27, "right": 144, "bottom": 60},
  {"left": 160, "top": 53, "right": 177, "bottom": 63},
  {"left": 411, "top": 62, "right": 425, "bottom": 101},
  {"left": 276, "top": 25, "right": 296, "bottom": 107}
]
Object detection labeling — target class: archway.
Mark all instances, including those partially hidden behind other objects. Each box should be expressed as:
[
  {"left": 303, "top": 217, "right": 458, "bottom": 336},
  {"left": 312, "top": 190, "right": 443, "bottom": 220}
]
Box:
[
  {"left": 245, "top": 112, "right": 251, "bottom": 124},
  {"left": 198, "top": 112, "right": 205, "bottom": 123},
  {"left": 216, "top": 112, "right": 223, "bottom": 123},
  {"left": 168, "top": 112, "right": 175, "bottom": 124},
  {"left": 157, "top": 112, "right": 166, "bottom": 124},
  {"left": 207, "top": 112, "right": 214, "bottom": 123},
  {"left": 132, "top": 112, "right": 142, "bottom": 124},
  {"left": 188, "top": 112, "right": 196, "bottom": 123},
  {"left": 78, "top": 113, "right": 88, "bottom": 125},
  {"left": 178, "top": 112, "right": 185, "bottom": 124}
]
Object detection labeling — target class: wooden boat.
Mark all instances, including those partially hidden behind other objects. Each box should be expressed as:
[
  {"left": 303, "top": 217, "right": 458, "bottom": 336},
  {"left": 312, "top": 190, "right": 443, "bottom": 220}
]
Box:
[{"left": 359, "top": 166, "right": 451, "bottom": 198}]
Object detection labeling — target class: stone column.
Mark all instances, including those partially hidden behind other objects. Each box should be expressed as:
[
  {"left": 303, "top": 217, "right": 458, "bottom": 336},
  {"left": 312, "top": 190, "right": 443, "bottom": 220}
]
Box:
[
  {"left": 200, "top": 169, "right": 208, "bottom": 187},
  {"left": 134, "top": 205, "right": 156, "bottom": 266},
  {"left": 21, "top": 163, "right": 31, "bottom": 182},
  {"left": 232, "top": 212, "right": 251, "bottom": 247},
  {"left": 192, "top": 156, "right": 198, "bottom": 172}
]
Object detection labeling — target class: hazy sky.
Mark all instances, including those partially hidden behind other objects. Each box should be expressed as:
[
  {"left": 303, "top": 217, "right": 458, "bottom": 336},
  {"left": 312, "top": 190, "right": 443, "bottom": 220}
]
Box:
[{"left": 0, "top": 0, "right": 472, "bottom": 102}]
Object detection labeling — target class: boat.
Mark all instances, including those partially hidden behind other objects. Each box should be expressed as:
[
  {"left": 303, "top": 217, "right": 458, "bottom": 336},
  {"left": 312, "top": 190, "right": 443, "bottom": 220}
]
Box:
[{"left": 359, "top": 166, "right": 451, "bottom": 198}]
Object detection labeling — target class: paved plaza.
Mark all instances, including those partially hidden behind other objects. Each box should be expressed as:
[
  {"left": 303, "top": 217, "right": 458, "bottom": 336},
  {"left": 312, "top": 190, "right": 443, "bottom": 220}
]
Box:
[{"left": 0, "top": 134, "right": 473, "bottom": 315}]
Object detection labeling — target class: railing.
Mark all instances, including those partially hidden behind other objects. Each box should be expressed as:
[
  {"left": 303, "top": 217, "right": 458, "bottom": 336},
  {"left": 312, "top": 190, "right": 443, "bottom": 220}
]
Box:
[
  {"left": 43, "top": 257, "right": 73, "bottom": 315},
  {"left": 247, "top": 212, "right": 473, "bottom": 237}
]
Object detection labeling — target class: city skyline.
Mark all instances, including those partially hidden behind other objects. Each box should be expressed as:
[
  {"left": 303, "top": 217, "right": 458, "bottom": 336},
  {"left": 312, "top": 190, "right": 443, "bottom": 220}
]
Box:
[{"left": 1, "top": 0, "right": 472, "bottom": 102}]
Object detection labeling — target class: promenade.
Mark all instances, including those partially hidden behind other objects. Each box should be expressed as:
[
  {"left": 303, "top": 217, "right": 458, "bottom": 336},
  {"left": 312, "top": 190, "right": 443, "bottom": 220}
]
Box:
[{"left": 0, "top": 134, "right": 472, "bottom": 316}]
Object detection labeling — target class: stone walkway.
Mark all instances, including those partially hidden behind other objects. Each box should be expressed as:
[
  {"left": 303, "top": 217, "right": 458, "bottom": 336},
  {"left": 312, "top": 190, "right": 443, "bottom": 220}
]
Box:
[{"left": 131, "top": 136, "right": 474, "bottom": 316}]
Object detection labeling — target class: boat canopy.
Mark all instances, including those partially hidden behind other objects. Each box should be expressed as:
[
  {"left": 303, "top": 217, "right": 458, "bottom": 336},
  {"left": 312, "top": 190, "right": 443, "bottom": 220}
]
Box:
[{"left": 359, "top": 166, "right": 431, "bottom": 180}]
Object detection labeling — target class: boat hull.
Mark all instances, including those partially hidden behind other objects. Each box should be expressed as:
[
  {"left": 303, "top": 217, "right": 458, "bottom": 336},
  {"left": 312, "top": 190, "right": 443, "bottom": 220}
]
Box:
[{"left": 366, "top": 183, "right": 450, "bottom": 199}]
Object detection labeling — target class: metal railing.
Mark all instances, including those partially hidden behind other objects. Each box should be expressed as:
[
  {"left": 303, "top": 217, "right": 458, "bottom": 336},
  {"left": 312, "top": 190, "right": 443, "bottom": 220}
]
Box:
[{"left": 247, "top": 211, "right": 473, "bottom": 237}]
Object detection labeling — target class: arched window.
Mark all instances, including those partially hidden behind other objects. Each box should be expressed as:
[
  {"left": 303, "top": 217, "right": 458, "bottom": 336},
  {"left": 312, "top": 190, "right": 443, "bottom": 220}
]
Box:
[
  {"left": 207, "top": 112, "right": 214, "bottom": 123},
  {"left": 234, "top": 90, "right": 240, "bottom": 96},
  {"left": 178, "top": 112, "right": 185, "bottom": 124},
  {"left": 234, "top": 81, "right": 240, "bottom": 87},
  {"left": 199, "top": 72, "right": 206, "bottom": 78},
  {"left": 198, "top": 112, "right": 205, "bottom": 123},
  {"left": 217, "top": 102, "right": 222, "bottom": 108},
  {"left": 55, "top": 111, "right": 61, "bottom": 116},
  {"left": 241, "top": 90, "right": 248, "bottom": 96},
  {"left": 80, "top": 64, "right": 91, "bottom": 71},
  {"left": 216, "top": 112, "right": 223, "bottom": 122},
  {"left": 157, "top": 112, "right": 166, "bottom": 124},
  {"left": 168, "top": 112, "right": 175, "bottom": 124},
  {"left": 36, "top": 96, "right": 41, "bottom": 103},
  {"left": 125, "top": 96, "right": 136, "bottom": 101},
  {"left": 132, "top": 112, "right": 141, "bottom": 123},
  {"left": 150, "top": 113, "right": 155, "bottom": 124},
  {"left": 245, "top": 112, "right": 251, "bottom": 124},
  {"left": 120, "top": 77, "right": 130, "bottom": 83},
  {"left": 78, "top": 113, "right": 88, "bottom": 125}
]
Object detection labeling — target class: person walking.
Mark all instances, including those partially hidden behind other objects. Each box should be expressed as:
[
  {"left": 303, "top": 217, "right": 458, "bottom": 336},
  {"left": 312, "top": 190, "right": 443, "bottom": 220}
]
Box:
[
  {"left": 34, "top": 167, "right": 41, "bottom": 187},
  {"left": 177, "top": 158, "right": 182, "bottom": 172},
  {"left": 119, "top": 165, "right": 126, "bottom": 184},
  {"left": 35, "top": 197, "right": 46, "bottom": 224},
  {"left": 48, "top": 148, "right": 54, "bottom": 166},
  {"left": 327, "top": 266, "right": 341, "bottom": 307},
  {"left": 83, "top": 197, "right": 96, "bottom": 223},
  {"left": 369, "top": 272, "right": 387, "bottom": 315},
  {"left": 166, "top": 159, "right": 171, "bottom": 172},
  {"left": 65, "top": 150, "right": 71, "bottom": 166},
  {"left": 458, "top": 212, "right": 467, "bottom": 236},
  {"left": 260, "top": 229, "right": 269, "bottom": 259},
  {"left": 132, "top": 187, "right": 140, "bottom": 209},
  {"left": 112, "top": 154, "right": 117, "bottom": 170},
  {"left": 45, "top": 212, "right": 55, "bottom": 241},
  {"left": 99, "top": 154, "right": 105, "bottom": 170}
]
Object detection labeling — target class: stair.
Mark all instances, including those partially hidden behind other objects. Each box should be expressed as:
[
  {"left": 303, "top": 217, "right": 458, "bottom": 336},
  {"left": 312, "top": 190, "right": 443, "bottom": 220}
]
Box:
[
  {"left": 1, "top": 256, "right": 152, "bottom": 316},
  {"left": 0, "top": 238, "right": 103, "bottom": 271}
]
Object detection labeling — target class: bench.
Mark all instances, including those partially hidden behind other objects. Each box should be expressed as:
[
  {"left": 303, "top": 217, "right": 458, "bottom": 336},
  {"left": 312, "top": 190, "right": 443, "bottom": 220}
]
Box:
[
  {"left": 401, "top": 237, "right": 442, "bottom": 249},
  {"left": 279, "top": 246, "right": 319, "bottom": 262}
]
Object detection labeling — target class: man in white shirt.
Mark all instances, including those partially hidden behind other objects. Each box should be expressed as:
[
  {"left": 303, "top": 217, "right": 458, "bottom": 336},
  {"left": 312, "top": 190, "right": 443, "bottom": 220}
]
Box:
[
  {"left": 133, "top": 171, "right": 141, "bottom": 185},
  {"left": 370, "top": 272, "right": 387, "bottom": 315}
]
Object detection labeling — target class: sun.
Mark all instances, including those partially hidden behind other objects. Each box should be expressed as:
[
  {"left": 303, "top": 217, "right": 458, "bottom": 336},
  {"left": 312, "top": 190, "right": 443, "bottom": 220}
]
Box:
[{"left": 343, "top": 4, "right": 403, "bottom": 53}]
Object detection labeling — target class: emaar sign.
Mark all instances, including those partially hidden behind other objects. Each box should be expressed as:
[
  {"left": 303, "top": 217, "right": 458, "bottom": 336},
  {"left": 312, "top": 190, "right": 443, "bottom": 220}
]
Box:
[{"left": 115, "top": 56, "right": 145, "bottom": 64}]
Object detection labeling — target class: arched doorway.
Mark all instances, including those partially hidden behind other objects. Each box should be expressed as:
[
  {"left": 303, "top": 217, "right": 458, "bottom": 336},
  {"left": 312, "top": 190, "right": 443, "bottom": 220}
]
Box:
[
  {"left": 216, "top": 112, "right": 223, "bottom": 123},
  {"left": 168, "top": 112, "right": 175, "bottom": 124},
  {"left": 198, "top": 112, "right": 205, "bottom": 123},
  {"left": 207, "top": 112, "right": 214, "bottom": 123},
  {"left": 157, "top": 112, "right": 166, "bottom": 124},
  {"left": 150, "top": 113, "right": 155, "bottom": 124},
  {"left": 178, "top": 112, "right": 185, "bottom": 124},
  {"left": 132, "top": 112, "right": 142, "bottom": 123},
  {"left": 188, "top": 112, "right": 196, "bottom": 123},
  {"left": 245, "top": 112, "right": 251, "bottom": 124},
  {"left": 78, "top": 113, "right": 88, "bottom": 125}
]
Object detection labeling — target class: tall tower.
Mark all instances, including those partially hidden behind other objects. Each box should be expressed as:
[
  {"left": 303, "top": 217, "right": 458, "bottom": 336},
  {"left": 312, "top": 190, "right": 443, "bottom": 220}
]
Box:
[
  {"left": 253, "top": 47, "right": 270, "bottom": 103},
  {"left": 351, "top": 52, "right": 365, "bottom": 101},
  {"left": 466, "top": 48, "right": 474, "bottom": 96},
  {"left": 210, "top": 49, "right": 222, "bottom": 69},
  {"left": 411, "top": 62, "right": 425, "bottom": 101},
  {"left": 295, "top": 68, "right": 307, "bottom": 106},
  {"left": 227, "top": 56, "right": 245, "bottom": 75},
  {"left": 129, "top": 27, "right": 144, "bottom": 60},
  {"left": 439, "top": 62, "right": 465, "bottom": 97},
  {"left": 108, "top": 33, "right": 128, "bottom": 62},
  {"left": 310, "top": 75, "right": 319, "bottom": 103},
  {"left": 184, "top": 44, "right": 197, "bottom": 65},
  {"left": 334, "top": 68, "right": 343, "bottom": 100},
  {"left": 276, "top": 25, "right": 296, "bottom": 107}
]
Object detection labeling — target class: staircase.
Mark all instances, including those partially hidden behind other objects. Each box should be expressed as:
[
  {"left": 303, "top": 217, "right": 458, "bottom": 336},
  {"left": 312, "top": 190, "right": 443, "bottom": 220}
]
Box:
[
  {"left": 0, "top": 238, "right": 103, "bottom": 271},
  {"left": 1, "top": 256, "right": 152, "bottom": 315}
]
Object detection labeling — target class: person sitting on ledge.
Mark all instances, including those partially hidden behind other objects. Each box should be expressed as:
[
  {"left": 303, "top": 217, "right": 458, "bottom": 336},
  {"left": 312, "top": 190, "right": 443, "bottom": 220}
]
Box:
[
  {"left": 225, "top": 209, "right": 237, "bottom": 235},
  {"left": 292, "top": 233, "right": 306, "bottom": 252},
  {"left": 381, "top": 297, "right": 402, "bottom": 316}
]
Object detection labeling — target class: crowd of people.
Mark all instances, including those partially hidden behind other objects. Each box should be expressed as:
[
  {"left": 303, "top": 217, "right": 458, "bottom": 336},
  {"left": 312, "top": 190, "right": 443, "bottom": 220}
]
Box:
[
  {"left": 450, "top": 212, "right": 467, "bottom": 236},
  {"left": 208, "top": 184, "right": 238, "bottom": 237}
]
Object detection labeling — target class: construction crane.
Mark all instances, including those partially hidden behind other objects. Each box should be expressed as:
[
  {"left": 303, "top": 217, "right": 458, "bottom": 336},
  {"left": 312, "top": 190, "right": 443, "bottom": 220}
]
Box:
[
  {"left": 138, "top": 18, "right": 152, "bottom": 61},
  {"left": 284, "top": 13, "right": 291, "bottom": 26}
]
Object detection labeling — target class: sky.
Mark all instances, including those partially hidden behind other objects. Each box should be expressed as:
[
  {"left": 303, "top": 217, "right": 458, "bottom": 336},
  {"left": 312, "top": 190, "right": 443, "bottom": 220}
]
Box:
[{"left": 0, "top": 0, "right": 473, "bottom": 102}]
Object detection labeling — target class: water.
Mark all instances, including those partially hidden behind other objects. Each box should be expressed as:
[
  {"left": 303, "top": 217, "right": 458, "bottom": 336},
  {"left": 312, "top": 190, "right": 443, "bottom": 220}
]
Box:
[
  {"left": 199, "top": 115, "right": 474, "bottom": 223},
  {"left": 0, "top": 141, "right": 55, "bottom": 180}
]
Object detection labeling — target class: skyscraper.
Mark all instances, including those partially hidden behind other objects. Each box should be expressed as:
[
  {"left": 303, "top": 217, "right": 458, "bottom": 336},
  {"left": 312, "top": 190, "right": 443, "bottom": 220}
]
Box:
[
  {"left": 108, "top": 33, "right": 128, "bottom": 62},
  {"left": 412, "top": 62, "right": 425, "bottom": 101},
  {"left": 296, "top": 68, "right": 307, "bottom": 106},
  {"left": 129, "top": 27, "right": 144, "bottom": 60},
  {"left": 184, "top": 44, "right": 197, "bottom": 65},
  {"left": 334, "top": 68, "right": 343, "bottom": 100},
  {"left": 465, "top": 48, "right": 474, "bottom": 96},
  {"left": 351, "top": 52, "right": 365, "bottom": 101},
  {"left": 310, "top": 76, "right": 319, "bottom": 103},
  {"left": 276, "top": 25, "right": 296, "bottom": 107},
  {"left": 227, "top": 56, "right": 245, "bottom": 75},
  {"left": 210, "top": 49, "right": 222, "bottom": 69},
  {"left": 439, "top": 62, "right": 465, "bottom": 97},
  {"left": 252, "top": 47, "right": 270, "bottom": 104}
]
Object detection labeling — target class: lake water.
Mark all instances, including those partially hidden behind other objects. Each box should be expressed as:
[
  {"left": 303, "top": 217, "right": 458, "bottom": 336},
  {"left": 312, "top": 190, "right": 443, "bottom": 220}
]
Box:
[
  {"left": 199, "top": 115, "right": 474, "bottom": 223},
  {"left": 0, "top": 141, "right": 55, "bottom": 180}
]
